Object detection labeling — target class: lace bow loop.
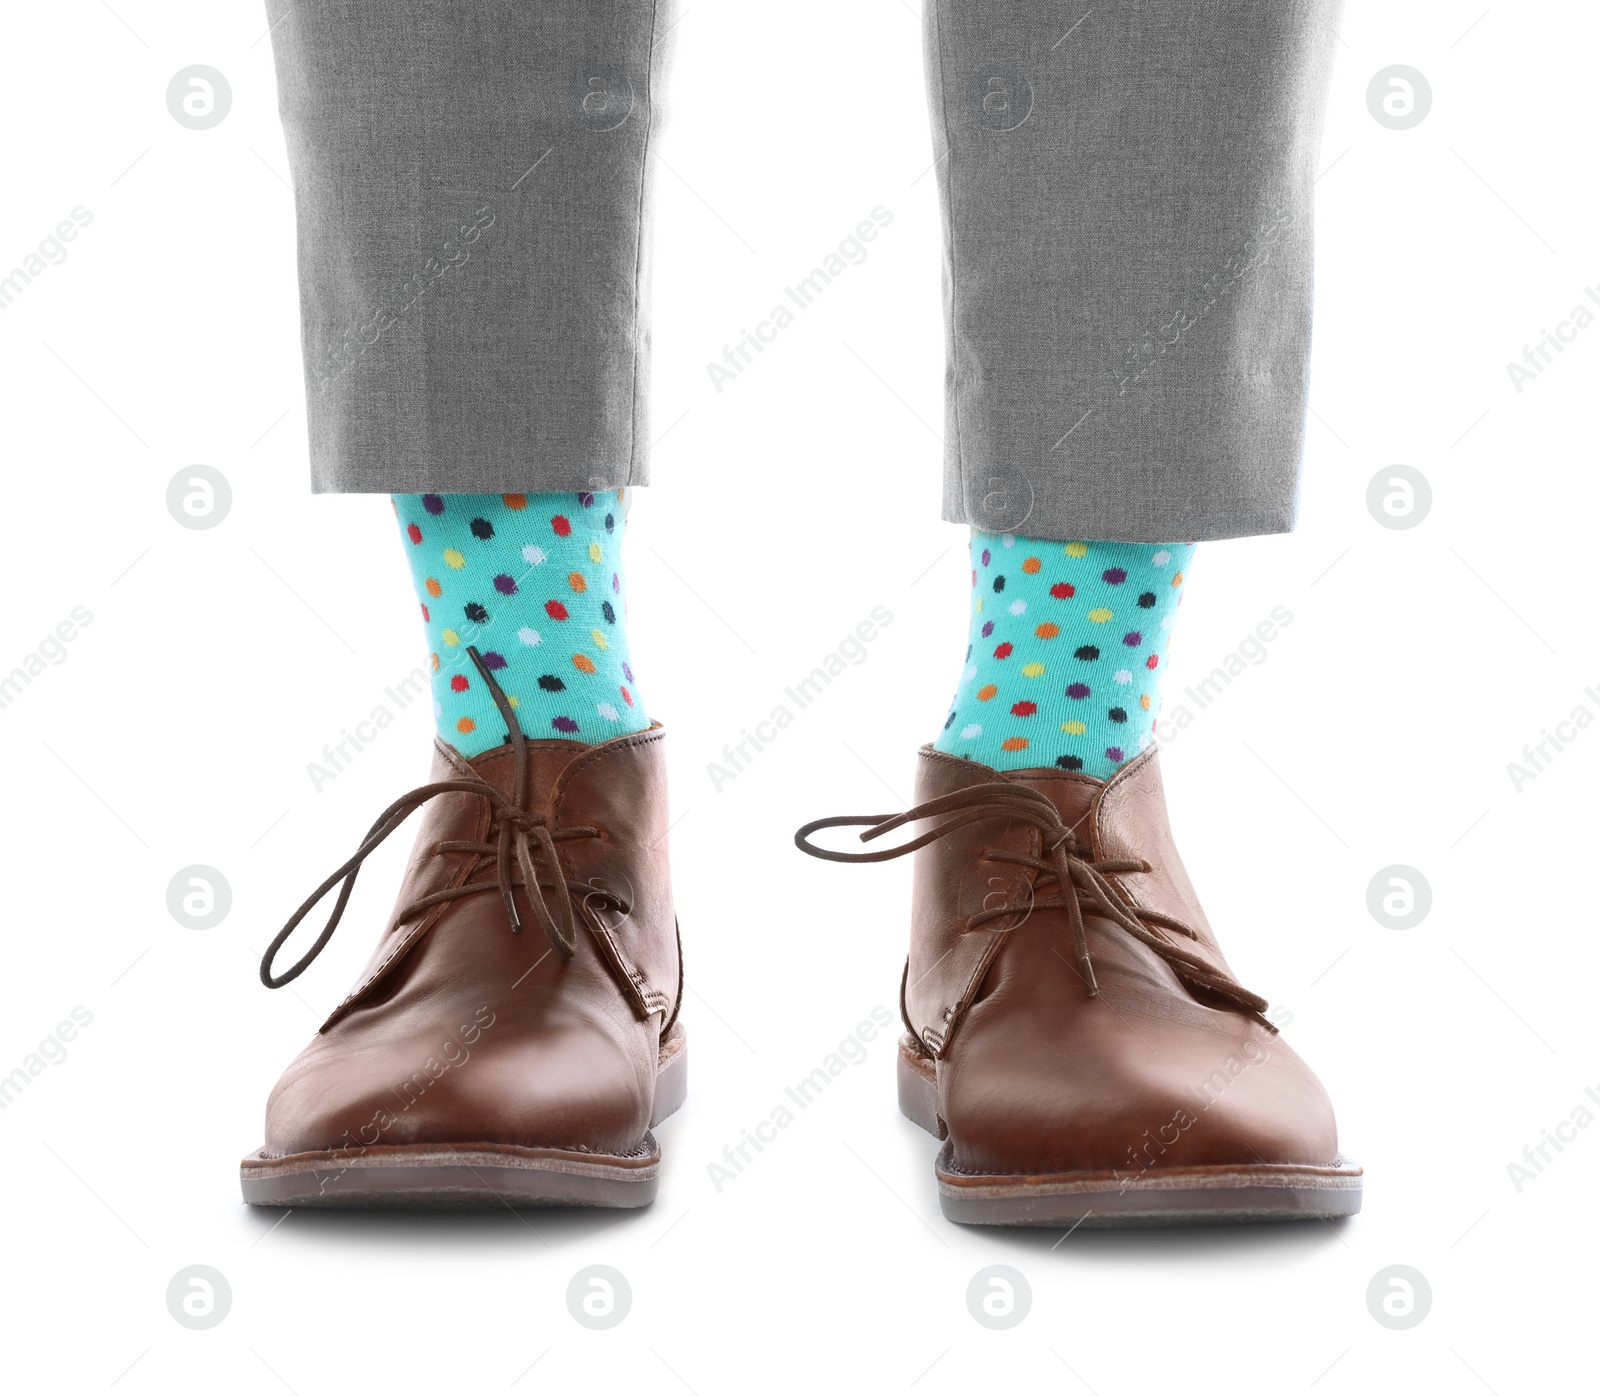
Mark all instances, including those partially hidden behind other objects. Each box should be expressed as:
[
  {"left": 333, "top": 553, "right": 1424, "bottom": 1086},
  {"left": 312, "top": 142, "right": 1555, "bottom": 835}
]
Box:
[{"left": 260, "top": 647, "right": 595, "bottom": 989}]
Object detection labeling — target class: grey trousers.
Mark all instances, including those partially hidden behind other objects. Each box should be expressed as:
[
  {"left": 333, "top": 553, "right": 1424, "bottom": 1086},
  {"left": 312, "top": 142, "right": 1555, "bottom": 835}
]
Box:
[{"left": 269, "top": 0, "right": 1342, "bottom": 542}]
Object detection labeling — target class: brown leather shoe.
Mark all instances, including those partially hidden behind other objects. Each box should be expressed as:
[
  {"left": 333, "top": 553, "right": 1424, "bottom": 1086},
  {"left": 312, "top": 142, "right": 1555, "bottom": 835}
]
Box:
[
  {"left": 242, "top": 648, "right": 685, "bottom": 1209},
  {"left": 798, "top": 745, "right": 1360, "bottom": 1226}
]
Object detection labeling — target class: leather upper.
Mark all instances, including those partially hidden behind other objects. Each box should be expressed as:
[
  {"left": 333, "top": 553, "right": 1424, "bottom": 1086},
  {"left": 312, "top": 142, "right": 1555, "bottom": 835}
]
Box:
[
  {"left": 905, "top": 745, "right": 1343, "bottom": 1177},
  {"left": 262, "top": 726, "right": 681, "bottom": 1159}
]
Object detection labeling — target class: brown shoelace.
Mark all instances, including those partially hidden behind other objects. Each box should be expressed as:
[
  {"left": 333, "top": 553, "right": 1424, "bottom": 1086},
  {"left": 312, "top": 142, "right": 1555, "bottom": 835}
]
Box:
[
  {"left": 260, "top": 647, "right": 622, "bottom": 989},
  {"left": 795, "top": 781, "right": 1274, "bottom": 1029}
]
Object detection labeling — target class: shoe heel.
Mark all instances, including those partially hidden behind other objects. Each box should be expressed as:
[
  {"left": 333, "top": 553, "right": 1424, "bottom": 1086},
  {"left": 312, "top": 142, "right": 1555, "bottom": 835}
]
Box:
[
  {"left": 896, "top": 1033, "right": 945, "bottom": 1139},
  {"left": 650, "top": 1022, "right": 688, "bottom": 1126}
]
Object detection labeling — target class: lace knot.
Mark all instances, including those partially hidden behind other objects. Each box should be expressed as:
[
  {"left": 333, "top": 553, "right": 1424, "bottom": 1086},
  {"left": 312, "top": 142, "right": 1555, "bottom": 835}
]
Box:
[
  {"left": 795, "top": 780, "right": 1274, "bottom": 1030},
  {"left": 261, "top": 646, "right": 596, "bottom": 988}
]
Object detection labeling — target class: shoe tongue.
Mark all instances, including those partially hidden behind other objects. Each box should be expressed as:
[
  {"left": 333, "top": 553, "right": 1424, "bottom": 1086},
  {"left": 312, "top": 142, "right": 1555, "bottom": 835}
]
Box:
[
  {"left": 916, "top": 747, "right": 1103, "bottom": 833},
  {"left": 996, "top": 765, "right": 1102, "bottom": 832},
  {"left": 452, "top": 739, "right": 588, "bottom": 809}
]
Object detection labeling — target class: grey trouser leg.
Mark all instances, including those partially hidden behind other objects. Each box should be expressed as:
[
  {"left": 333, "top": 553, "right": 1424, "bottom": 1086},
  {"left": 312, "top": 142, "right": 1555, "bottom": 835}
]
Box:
[
  {"left": 268, "top": 0, "right": 675, "bottom": 494},
  {"left": 272, "top": 0, "right": 1340, "bottom": 539},
  {"left": 927, "top": 0, "right": 1343, "bottom": 541}
]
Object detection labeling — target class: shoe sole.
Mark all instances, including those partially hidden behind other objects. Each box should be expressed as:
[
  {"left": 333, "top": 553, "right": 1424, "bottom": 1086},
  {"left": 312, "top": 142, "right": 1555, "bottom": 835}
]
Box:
[
  {"left": 897, "top": 1034, "right": 1362, "bottom": 1227},
  {"left": 239, "top": 1023, "right": 688, "bottom": 1210}
]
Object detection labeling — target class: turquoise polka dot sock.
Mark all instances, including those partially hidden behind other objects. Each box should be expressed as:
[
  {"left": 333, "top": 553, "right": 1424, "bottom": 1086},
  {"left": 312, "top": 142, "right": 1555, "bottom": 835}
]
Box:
[
  {"left": 935, "top": 533, "right": 1195, "bottom": 778},
  {"left": 392, "top": 490, "right": 651, "bottom": 756}
]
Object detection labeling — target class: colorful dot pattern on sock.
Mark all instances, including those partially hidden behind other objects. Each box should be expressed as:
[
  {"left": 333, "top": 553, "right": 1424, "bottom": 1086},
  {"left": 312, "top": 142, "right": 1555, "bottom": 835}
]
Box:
[
  {"left": 392, "top": 490, "right": 650, "bottom": 756},
  {"left": 934, "top": 532, "right": 1195, "bottom": 779}
]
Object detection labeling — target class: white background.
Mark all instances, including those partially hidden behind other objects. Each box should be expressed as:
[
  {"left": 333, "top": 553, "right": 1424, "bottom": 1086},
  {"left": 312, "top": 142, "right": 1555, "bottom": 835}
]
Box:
[{"left": 1, "top": 1, "right": 1596, "bottom": 1391}]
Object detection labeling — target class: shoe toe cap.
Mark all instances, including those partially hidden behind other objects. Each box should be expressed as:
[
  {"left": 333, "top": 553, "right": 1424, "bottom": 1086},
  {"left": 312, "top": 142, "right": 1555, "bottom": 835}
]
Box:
[
  {"left": 263, "top": 1010, "right": 653, "bottom": 1159},
  {"left": 940, "top": 1015, "right": 1341, "bottom": 1177}
]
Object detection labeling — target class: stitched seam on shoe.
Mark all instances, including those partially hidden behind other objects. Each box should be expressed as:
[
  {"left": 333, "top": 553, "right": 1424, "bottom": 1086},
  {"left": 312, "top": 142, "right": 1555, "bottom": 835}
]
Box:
[
  {"left": 552, "top": 727, "right": 672, "bottom": 1015},
  {"left": 552, "top": 723, "right": 665, "bottom": 811},
  {"left": 260, "top": 1136, "right": 661, "bottom": 1164}
]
